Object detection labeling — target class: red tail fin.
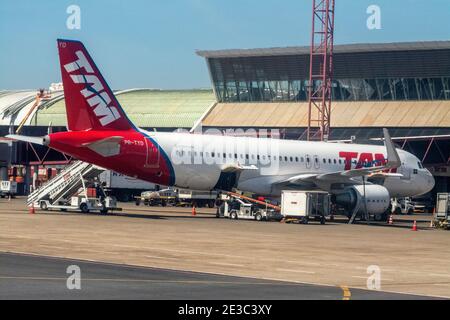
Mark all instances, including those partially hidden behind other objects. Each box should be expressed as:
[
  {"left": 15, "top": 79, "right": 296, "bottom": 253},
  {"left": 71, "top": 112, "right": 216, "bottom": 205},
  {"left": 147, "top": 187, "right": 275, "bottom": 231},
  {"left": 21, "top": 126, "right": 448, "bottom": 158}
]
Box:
[{"left": 57, "top": 39, "right": 135, "bottom": 131}]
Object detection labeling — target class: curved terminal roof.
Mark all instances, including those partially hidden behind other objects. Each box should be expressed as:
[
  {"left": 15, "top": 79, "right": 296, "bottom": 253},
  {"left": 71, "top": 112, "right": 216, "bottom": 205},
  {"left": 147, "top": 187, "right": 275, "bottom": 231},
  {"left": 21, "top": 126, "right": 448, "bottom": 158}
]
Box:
[
  {"left": 0, "top": 89, "right": 215, "bottom": 129},
  {"left": 197, "top": 41, "right": 450, "bottom": 58}
]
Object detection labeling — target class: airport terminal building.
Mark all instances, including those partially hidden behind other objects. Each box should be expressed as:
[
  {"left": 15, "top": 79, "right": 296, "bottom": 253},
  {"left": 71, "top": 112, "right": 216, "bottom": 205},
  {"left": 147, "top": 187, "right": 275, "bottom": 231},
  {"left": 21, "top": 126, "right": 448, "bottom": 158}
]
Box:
[{"left": 0, "top": 40, "right": 449, "bottom": 195}]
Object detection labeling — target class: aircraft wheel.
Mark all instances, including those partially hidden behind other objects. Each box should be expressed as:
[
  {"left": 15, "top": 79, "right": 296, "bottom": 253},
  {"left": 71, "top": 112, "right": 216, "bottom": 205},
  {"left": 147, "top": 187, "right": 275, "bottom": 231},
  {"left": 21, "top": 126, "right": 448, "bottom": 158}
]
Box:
[
  {"left": 230, "top": 211, "right": 238, "bottom": 220},
  {"left": 255, "top": 213, "right": 263, "bottom": 221},
  {"left": 40, "top": 201, "right": 48, "bottom": 211},
  {"left": 80, "top": 203, "right": 89, "bottom": 214}
]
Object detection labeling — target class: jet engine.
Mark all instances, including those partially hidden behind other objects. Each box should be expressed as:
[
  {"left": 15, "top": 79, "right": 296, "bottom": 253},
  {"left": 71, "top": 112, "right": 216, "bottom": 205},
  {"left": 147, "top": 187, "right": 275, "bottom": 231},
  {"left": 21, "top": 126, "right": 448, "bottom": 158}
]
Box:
[{"left": 334, "top": 185, "right": 391, "bottom": 216}]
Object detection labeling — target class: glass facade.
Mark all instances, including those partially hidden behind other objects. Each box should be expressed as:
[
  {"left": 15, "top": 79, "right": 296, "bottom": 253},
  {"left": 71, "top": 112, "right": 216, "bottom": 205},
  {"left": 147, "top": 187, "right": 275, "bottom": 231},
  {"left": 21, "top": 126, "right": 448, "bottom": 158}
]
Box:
[{"left": 214, "top": 77, "right": 450, "bottom": 102}]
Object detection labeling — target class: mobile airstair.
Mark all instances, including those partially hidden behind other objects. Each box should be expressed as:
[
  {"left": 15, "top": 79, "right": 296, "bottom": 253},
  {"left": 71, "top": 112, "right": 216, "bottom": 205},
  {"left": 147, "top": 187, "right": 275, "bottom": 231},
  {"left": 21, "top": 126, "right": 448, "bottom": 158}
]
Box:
[{"left": 27, "top": 160, "right": 106, "bottom": 207}]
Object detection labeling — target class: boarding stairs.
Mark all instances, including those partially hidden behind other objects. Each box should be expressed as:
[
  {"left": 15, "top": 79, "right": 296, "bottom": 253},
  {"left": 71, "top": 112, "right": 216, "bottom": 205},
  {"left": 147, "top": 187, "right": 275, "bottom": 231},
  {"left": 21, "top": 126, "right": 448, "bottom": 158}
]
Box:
[{"left": 27, "top": 160, "right": 105, "bottom": 206}]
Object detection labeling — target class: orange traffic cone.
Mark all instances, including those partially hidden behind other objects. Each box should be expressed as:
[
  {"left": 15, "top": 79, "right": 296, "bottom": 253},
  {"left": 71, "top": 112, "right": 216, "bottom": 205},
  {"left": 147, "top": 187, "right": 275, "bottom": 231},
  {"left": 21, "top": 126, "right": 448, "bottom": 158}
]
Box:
[
  {"left": 191, "top": 205, "right": 196, "bottom": 216},
  {"left": 29, "top": 203, "right": 35, "bottom": 215},
  {"left": 388, "top": 215, "right": 393, "bottom": 225},
  {"left": 412, "top": 220, "right": 418, "bottom": 231}
]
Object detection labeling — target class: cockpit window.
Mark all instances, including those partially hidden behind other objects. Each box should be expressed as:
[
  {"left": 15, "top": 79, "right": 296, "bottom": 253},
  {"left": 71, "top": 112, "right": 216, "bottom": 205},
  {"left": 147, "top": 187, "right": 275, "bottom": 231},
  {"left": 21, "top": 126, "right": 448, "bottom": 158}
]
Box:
[{"left": 417, "top": 161, "right": 424, "bottom": 169}]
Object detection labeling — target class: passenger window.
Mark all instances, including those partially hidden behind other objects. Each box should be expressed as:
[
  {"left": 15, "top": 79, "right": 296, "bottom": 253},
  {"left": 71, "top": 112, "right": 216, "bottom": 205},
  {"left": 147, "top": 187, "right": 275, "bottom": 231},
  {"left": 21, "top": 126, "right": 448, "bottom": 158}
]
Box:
[{"left": 413, "top": 169, "right": 418, "bottom": 174}]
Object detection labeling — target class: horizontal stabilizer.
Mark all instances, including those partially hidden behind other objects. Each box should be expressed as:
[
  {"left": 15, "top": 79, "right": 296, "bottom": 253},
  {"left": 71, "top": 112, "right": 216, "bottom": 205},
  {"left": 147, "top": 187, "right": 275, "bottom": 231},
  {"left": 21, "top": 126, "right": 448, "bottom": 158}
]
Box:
[{"left": 5, "top": 134, "right": 48, "bottom": 146}]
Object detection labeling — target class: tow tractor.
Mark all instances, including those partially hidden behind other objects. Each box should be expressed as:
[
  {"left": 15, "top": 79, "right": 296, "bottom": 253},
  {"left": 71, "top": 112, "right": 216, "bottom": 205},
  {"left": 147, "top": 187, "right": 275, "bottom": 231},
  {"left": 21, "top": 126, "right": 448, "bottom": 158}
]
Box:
[
  {"left": 216, "top": 192, "right": 282, "bottom": 222},
  {"left": 391, "top": 197, "right": 414, "bottom": 215}
]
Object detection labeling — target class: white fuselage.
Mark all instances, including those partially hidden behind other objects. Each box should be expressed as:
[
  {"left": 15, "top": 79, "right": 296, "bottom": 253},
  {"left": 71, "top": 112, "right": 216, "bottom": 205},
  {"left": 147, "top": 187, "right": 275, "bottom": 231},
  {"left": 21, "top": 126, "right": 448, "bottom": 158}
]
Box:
[{"left": 149, "top": 131, "right": 435, "bottom": 198}]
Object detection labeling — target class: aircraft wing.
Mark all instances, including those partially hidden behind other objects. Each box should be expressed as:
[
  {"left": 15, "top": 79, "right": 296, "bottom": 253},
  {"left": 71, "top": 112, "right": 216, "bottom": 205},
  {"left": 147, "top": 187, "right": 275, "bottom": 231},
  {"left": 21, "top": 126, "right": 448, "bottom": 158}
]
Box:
[
  {"left": 221, "top": 163, "right": 258, "bottom": 173},
  {"left": 279, "top": 128, "right": 402, "bottom": 185}
]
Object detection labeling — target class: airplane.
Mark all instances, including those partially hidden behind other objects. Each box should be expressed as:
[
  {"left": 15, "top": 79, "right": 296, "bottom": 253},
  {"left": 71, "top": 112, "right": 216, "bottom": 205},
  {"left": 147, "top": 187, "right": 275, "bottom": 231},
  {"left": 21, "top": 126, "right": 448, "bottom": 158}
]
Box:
[{"left": 6, "top": 39, "right": 435, "bottom": 219}]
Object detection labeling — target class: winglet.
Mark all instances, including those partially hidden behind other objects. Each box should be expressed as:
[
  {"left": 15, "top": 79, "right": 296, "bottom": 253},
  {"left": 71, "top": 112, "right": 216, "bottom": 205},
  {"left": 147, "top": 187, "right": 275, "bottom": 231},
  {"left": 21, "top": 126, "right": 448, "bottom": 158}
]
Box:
[{"left": 383, "top": 128, "right": 401, "bottom": 168}]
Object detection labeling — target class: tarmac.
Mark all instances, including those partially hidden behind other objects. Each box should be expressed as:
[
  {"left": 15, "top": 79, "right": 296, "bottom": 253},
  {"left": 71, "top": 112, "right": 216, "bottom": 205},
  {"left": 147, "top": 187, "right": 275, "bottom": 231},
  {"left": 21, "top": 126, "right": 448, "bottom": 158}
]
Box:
[
  {"left": 0, "top": 252, "right": 432, "bottom": 299},
  {"left": 0, "top": 197, "right": 449, "bottom": 299}
]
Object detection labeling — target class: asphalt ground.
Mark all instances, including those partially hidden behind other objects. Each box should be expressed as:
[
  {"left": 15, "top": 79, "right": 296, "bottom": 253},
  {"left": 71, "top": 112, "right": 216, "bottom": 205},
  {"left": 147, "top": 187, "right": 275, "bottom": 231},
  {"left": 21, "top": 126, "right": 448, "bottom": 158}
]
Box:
[
  {"left": 0, "top": 252, "right": 432, "bottom": 300},
  {"left": 0, "top": 197, "right": 449, "bottom": 299}
]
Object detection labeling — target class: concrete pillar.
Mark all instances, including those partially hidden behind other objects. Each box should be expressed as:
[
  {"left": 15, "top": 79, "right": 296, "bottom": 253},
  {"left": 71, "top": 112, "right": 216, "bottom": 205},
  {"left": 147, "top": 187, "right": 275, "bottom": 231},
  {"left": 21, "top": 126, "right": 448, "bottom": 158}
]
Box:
[
  {"left": 24, "top": 166, "right": 32, "bottom": 195},
  {"left": 32, "top": 165, "right": 39, "bottom": 192},
  {"left": 0, "top": 166, "right": 7, "bottom": 181}
]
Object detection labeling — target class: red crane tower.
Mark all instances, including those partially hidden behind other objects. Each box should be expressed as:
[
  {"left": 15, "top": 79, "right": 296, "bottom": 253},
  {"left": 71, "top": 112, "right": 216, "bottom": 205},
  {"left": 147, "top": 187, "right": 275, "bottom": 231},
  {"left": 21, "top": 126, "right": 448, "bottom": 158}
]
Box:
[{"left": 307, "top": 0, "right": 335, "bottom": 141}]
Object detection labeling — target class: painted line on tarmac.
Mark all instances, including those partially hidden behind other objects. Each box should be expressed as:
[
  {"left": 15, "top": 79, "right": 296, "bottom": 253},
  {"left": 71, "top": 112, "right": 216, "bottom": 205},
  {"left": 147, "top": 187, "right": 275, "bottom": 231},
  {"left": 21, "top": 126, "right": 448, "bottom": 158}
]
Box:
[
  {"left": 208, "top": 262, "right": 246, "bottom": 267},
  {"left": 351, "top": 275, "right": 395, "bottom": 281},
  {"left": 144, "top": 255, "right": 178, "bottom": 261},
  {"left": 276, "top": 268, "right": 316, "bottom": 274},
  {"left": 429, "top": 273, "right": 450, "bottom": 278},
  {"left": 0, "top": 276, "right": 299, "bottom": 286},
  {"left": 340, "top": 285, "right": 351, "bottom": 300},
  {"left": 285, "top": 260, "right": 321, "bottom": 266}
]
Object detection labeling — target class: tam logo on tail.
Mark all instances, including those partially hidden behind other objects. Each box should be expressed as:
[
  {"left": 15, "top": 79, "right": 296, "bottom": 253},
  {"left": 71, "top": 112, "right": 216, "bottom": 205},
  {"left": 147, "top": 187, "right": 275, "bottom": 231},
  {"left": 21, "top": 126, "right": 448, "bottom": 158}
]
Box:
[
  {"left": 57, "top": 39, "right": 133, "bottom": 131},
  {"left": 64, "top": 50, "right": 121, "bottom": 126}
]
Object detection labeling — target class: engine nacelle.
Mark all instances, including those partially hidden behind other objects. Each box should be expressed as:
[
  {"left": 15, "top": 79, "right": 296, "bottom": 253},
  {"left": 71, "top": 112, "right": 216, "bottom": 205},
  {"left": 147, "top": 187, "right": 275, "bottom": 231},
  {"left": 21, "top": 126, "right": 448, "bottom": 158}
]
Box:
[{"left": 334, "top": 185, "right": 390, "bottom": 215}]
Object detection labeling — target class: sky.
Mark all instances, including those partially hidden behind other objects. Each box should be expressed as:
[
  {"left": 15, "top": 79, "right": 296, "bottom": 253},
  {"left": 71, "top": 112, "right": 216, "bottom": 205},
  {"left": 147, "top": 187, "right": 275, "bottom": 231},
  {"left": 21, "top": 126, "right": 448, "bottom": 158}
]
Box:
[{"left": 0, "top": 0, "right": 449, "bottom": 90}]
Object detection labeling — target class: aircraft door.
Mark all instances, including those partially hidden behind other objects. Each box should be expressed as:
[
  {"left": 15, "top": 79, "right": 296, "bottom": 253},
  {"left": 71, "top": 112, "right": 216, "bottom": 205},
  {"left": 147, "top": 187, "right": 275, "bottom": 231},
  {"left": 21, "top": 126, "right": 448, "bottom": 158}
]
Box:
[
  {"left": 144, "top": 137, "right": 161, "bottom": 168},
  {"left": 399, "top": 165, "right": 411, "bottom": 180}
]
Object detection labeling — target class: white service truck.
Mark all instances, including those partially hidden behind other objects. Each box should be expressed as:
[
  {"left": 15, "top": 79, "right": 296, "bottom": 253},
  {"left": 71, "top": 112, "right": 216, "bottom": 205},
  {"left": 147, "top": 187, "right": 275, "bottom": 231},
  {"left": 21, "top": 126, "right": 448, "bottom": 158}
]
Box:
[
  {"left": 177, "top": 189, "right": 218, "bottom": 208},
  {"left": 391, "top": 197, "right": 414, "bottom": 215},
  {"left": 39, "top": 195, "right": 118, "bottom": 214},
  {"left": 99, "top": 171, "right": 157, "bottom": 202}
]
